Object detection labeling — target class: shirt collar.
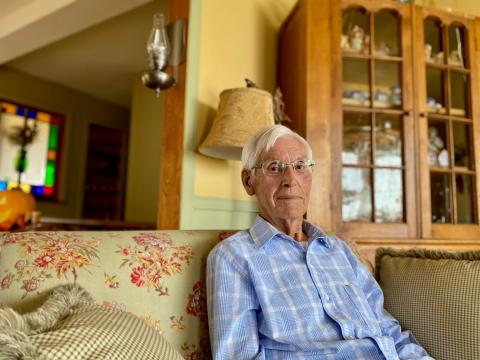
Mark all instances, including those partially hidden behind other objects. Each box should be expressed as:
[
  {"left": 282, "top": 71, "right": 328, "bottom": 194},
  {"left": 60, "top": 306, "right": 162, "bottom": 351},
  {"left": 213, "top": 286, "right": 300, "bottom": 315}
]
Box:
[{"left": 249, "top": 215, "right": 331, "bottom": 249}]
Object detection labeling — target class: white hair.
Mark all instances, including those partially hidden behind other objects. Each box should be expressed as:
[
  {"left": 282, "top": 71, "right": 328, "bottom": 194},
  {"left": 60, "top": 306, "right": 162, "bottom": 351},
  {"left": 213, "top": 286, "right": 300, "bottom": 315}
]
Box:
[{"left": 241, "top": 125, "right": 313, "bottom": 170}]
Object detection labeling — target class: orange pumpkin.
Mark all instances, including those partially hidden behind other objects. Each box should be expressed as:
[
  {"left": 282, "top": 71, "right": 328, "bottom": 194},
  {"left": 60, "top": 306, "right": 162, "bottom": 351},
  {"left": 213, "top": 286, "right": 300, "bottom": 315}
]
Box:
[{"left": 0, "top": 189, "right": 36, "bottom": 230}]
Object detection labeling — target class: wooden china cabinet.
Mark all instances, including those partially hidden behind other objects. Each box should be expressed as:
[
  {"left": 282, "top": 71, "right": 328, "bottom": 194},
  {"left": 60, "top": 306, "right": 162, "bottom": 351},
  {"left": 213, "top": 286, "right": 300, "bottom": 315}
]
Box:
[{"left": 278, "top": 0, "right": 480, "bottom": 250}]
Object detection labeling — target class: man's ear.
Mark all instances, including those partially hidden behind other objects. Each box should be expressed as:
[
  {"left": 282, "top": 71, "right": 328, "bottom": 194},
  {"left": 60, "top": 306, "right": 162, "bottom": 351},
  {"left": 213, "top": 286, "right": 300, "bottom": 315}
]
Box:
[{"left": 241, "top": 169, "right": 256, "bottom": 196}]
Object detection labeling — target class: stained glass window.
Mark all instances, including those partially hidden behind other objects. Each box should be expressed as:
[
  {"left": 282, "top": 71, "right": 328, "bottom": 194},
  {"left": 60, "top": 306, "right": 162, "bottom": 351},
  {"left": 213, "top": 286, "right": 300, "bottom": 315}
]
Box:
[{"left": 0, "top": 100, "right": 64, "bottom": 200}]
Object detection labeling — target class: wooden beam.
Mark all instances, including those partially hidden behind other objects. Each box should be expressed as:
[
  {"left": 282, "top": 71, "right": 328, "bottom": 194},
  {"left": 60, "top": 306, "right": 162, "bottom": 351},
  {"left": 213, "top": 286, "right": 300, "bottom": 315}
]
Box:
[{"left": 157, "top": 0, "right": 189, "bottom": 229}]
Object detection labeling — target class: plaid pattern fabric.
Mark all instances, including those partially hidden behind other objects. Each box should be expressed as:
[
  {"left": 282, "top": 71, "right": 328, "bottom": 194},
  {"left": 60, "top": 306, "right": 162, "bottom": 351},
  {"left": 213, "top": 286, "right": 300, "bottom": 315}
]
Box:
[
  {"left": 31, "top": 304, "right": 183, "bottom": 360},
  {"left": 207, "top": 216, "right": 433, "bottom": 360},
  {"left": 377, "top": 248, "right": 480, "bottom": 360}
]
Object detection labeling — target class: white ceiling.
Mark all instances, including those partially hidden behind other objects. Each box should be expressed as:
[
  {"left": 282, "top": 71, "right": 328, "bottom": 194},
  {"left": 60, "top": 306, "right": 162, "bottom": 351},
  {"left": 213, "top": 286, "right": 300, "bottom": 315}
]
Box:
[
  {"left": 0, "top": 0, "right": 169, "bottom": 108},
  {"left": 1, "top": 0, "right": 37, "bottom": 16},
  {"left": 0, "top": 0, "right": 75, "bottom": 41}
]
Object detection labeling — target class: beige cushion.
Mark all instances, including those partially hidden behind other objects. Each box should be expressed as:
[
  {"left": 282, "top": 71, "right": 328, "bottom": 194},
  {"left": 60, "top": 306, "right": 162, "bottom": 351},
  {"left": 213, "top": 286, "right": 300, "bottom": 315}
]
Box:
[{"left": 376, "top": 248, "right": 480, "bottom": 360}]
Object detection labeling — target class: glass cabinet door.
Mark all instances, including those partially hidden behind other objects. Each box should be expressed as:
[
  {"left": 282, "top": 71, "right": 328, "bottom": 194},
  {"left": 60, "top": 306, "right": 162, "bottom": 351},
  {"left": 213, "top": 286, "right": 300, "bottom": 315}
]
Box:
[
  {"left": 339, "top": 2, "right": 414, "bottom": 237},
  {"left": 422, "top": 14, "right": 477, "bottom": 229},
  {"left": 414, "top": 5, "right": 480, "bottom": 239}
]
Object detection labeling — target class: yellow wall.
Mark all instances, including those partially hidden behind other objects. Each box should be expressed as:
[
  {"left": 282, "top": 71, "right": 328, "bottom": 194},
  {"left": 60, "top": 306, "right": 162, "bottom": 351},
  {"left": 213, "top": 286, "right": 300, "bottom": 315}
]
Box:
[
  {"left": 193, "top": 0, "right": 297, "bottom": 201},
  {"left": 418, "top": 0, "right": 480, "bottom": 16}
]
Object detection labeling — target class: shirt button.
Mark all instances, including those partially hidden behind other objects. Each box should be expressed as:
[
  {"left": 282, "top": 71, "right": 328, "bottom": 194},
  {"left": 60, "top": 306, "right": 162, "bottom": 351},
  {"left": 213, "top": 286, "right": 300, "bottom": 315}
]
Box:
[{"left": 343, "top": 329, "right": 355, "bottom": 340}]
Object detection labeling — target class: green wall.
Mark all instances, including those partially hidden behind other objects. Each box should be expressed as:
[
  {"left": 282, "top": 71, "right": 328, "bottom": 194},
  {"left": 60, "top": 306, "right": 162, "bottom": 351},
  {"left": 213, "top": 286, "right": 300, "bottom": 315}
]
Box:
[{"left": 125, "top": 77, "right": 164, "bottom": 223}]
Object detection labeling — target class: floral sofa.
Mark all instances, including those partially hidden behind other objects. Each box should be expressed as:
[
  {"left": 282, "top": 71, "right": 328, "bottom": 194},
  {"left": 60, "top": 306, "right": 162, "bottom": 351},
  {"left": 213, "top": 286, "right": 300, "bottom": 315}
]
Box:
[
  {"left": 0, "top": 230, "right": 233, "bottom": 359},
  {"left": 1, "top": 230, "right": 479, "bottom": 360}
]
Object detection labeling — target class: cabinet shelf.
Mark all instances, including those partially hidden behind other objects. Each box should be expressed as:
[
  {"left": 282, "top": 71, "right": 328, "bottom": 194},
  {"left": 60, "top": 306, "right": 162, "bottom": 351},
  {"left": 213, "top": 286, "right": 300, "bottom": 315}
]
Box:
[
  {"left": 342, "top": 106, "right": 405, "bottom": 115},
  {"left": 342, "top": 52, "right": 403, "bottom": 62},
  {"left": 425, "top": 61, "right": 469, "bottom": 73}
]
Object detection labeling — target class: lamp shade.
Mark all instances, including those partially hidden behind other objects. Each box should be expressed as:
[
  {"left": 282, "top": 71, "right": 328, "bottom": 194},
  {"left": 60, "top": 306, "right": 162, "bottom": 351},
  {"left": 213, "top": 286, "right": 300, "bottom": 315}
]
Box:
[{"left": 199, "top": 87, "right": 275, "bottom": 160}]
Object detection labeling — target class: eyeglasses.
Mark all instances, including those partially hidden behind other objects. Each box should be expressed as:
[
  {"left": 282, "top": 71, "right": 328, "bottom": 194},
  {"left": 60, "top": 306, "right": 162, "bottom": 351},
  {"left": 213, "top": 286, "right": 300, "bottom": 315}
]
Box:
[{"left": 252, "top": 159, "right": 315, "bottom": 176}]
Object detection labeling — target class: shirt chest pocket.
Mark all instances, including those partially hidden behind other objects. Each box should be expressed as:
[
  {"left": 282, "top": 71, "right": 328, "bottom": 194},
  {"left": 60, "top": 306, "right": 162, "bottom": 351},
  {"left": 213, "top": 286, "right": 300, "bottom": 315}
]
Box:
[{"left": 323, "top": 283, "right": 382, "bottom": 338}]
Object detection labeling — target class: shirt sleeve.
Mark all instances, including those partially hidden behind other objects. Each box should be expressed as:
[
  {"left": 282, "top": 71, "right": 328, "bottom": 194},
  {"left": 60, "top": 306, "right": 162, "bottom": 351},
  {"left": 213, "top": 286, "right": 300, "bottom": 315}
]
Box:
[
  {"left": 207, "top": 246, "right": 265, "bottom": 360},
  {"left": 339, "top": 241, "right": 434, "bottom": 360}
]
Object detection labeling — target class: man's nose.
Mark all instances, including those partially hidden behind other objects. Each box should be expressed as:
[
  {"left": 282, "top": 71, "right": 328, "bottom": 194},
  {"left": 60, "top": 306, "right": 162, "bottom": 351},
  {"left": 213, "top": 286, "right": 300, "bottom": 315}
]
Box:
[{"left": 281, "top": 165, "right": 297, "bottom": 186}]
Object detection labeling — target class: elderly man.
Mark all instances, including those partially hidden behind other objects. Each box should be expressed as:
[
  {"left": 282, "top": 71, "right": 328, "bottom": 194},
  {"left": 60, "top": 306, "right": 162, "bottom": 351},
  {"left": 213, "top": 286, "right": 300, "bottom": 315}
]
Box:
[{"left": 207, "top": 125, "right": 432, "bottom": 360}]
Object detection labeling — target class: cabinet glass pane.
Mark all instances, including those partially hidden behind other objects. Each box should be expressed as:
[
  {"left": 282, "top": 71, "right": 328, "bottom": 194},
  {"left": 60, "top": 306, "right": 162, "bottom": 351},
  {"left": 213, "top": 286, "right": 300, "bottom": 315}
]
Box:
[
  {"left": 343, "top": 112, "right": 371, "bottom": 165},
  {"left": 450, "top": 72, "right": 468, "bottom": 117},
  {"left": 430, "top": 172, "right": 451, "bottom": 223},
  {"left": 343, "top": 168, "right": 372, "bottom": 222},
  {"left": 343, "top": 59, "right": 370, "bottom": 107},
  {"left": 342, "top": 8, "right": 370, "bottom": 54},
  {"left": 424, "top": 18, "right": 444, "bottom": 64},
  {"left": 375, "top": 169, "right": 403, "bottom": 223},
  {"left": 426, "top": 68, "right": 446, "bottom": 113},
  {"left": 456, "top": 174, "right": 475, "bottom": 224},
  {"left": 428, "top": 120, "right": 449, "bottom": 167},
  {"left": 374, "top": 10, "right": 400, "bottom": 56},
  {"left": 374, "top": 61, "right": 401, "bottom": 109},
  {"left": 375, "top": 114, "right": 402, "bottom": 166},
  {"left": 448, "top": 25, "right": 466, "bottom": 67},
  {"left": 453, "top": 122, "right": 472, "bottom": 169}
]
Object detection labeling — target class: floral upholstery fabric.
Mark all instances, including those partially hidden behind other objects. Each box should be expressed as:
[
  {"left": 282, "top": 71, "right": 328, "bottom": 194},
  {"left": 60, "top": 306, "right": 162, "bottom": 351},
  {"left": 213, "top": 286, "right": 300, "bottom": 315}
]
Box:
[{"left": 0, "top": 230, "right": 233, "bottom": 359}]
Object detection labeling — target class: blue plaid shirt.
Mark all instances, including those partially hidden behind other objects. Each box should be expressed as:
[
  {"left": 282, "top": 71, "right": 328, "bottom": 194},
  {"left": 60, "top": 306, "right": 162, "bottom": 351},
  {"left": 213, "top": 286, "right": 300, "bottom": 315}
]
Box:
[{"left": 207, "top": 216, "right": 433, "bottom": 360}]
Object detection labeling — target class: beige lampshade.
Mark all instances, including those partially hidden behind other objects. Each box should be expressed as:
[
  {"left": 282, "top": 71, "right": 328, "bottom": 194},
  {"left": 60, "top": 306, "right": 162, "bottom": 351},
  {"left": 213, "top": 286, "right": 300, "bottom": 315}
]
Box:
[{"left": 199, "top": 87, "right": 275, "bottom": 160}]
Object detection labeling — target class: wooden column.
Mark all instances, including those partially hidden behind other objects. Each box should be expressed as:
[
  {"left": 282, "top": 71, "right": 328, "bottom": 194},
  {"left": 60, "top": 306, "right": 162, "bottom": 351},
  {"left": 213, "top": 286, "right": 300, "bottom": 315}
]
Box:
[
  {"left": 157, "top": 0, "right": 189, "bottom": 229},
  {"left": 305, "top": 0, "right": 333, "bottom": 231}
]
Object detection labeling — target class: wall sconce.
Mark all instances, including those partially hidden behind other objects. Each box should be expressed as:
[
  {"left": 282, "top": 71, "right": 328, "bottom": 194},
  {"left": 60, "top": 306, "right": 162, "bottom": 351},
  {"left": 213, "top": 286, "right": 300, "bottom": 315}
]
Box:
[
  {"left": 198, "top": 87, "right": 275, "bottom": 160},
  {"left": 141, "top": 13, "right": 186, "bottom": 96}
]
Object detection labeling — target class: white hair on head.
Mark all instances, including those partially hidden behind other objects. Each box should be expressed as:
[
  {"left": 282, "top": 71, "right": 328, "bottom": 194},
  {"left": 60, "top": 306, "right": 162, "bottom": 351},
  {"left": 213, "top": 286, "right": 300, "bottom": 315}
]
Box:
[{"left": 241, "top": 124, "right": 313, "bottom": 170}]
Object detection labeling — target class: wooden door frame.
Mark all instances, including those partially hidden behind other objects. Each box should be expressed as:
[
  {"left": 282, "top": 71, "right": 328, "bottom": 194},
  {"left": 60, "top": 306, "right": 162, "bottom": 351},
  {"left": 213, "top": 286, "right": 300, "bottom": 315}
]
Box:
[{"left": 156, "top": 0, "right": 189, "bottom": 229}]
